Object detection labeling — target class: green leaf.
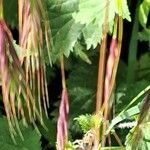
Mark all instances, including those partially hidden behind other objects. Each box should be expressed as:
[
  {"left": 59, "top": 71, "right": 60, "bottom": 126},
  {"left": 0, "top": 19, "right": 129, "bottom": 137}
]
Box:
[
  {"left": 72, "top": 0, "right": 131, "bottom": 49},
  {"left": 72, "top": 0, "right": 115, "bottom": 49},
  {"left": 0, "top": 117, "right": 41, "bottom": 150},
  {"left": 48, "top": 0, "right": 83, "bottom": 61},
  {"left": 48, "top": 0, "right": 130, "bottom": 61},
  {"left": 115, "top": 0, "right": 131, "bottom": 21}
]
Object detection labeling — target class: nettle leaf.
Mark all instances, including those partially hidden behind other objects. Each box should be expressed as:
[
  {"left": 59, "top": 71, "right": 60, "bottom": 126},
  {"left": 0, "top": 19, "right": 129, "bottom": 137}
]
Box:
[
  {"left": 115, "top": 0, "right": 131, "bottom": 21},
  {"left": 48, "top": 0, "right": 130, "bottom": 61},
  {"left": 48, "top": 0, "right": 84, "bottom": 61},
  {"left": 0, "top": 118, "right": 41, "bottom": 150},
  {"left": 72, "top": 0, "right": 131, "bottom": 49},
  {"left": 72, "top": 0, "right": 115, "bottom": 49}
]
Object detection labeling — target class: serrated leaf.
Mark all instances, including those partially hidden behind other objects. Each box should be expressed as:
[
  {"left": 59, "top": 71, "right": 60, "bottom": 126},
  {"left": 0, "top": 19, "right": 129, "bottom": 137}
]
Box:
[
  {"left": 115, "top": 0, "right": 131, "bottom": 21},
  {"left": 0, "top": 117, "right": 41, "bottom": 150},
  {"left": 72, "top": 0, "right": 116, "bottom": 49},
  {"left": 48, "top": 0, "right": 84, "bottom": 61},
  {"left": 82, "top": 23, "right": 103, "bottom": 49},
  {"left": 72, "top": 0, "right": 131, "bottom": 49},
  {"left": 48, "top": 0, "right": 130, "bottom": 60},
  {"left": 72, "top": 0, "right": 116, "bottom": 25}
]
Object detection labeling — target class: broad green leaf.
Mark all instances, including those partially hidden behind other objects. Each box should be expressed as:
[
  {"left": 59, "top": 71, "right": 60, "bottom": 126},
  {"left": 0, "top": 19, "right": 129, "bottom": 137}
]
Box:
[
  {"left": 115, "top": 0, "right": 131, "bottom": 21},
  {"left": 72, "top": 0, "right": 116, "bottom": 24},
  {"left": 72, "top": 0, "right": 115, "bottom": 49},
  {"left": 73, "top": 0, "right": 131, "bottom": 49},
  {"left": 0, "top": 117, "right": 41, "bottom": 150},
  {"left": 48, "top": 0, "right": 130, "bottom": 61},
  {"left": 48, "top": 0, "right": 84, "bottom": 61}
]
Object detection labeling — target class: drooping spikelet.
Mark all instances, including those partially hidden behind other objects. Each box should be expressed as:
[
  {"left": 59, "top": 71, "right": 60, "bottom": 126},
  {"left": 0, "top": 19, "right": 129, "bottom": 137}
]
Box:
[
  {"left": 18, "top": 0, "right": 52, "bottom": 123},
  {"left": 0, "top": 19, "right": 41, "bottom": 141}
]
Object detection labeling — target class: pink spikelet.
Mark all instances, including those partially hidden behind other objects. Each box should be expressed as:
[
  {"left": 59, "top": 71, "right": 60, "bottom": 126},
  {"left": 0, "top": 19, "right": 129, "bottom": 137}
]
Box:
[
  {"left": 104, "top": 38, "right": 117, "bottom": 102},
  {"left": 57, "top": 89, "right": 69, "bottom": 150}
]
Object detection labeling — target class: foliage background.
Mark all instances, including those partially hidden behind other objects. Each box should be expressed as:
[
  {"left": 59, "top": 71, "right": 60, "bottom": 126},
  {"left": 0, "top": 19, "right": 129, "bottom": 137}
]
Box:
[{"left": 0, "top": 0, "right": 150, "bottom": 149}]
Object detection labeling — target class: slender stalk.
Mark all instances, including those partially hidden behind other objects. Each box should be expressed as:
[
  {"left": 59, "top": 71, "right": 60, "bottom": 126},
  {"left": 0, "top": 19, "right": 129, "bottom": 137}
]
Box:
[
  {"left": 101, "top": 16, "right": 123, "bottom": 146},
  {"left": 96, "top": 33, "right": 107, "bottom": 113},
  {"left": 95, "top": 30, "right": 107, "bottom": 148},
  {"left": 95, "top": 0, "right": 109, "bottom": 147},
  {"left": 60, "top": 55, "right": 66, "bottom": 90}
]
